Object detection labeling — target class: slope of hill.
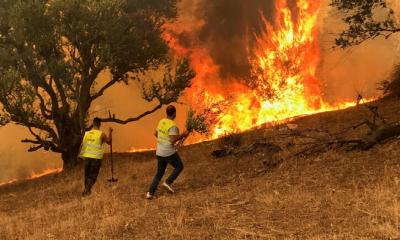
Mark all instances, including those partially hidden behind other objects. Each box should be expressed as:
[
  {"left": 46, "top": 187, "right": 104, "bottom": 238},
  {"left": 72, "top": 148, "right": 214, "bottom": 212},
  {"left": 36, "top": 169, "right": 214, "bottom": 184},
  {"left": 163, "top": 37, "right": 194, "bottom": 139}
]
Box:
[{"left": 1, "top": 97, "right": 400, "bottom": 240}]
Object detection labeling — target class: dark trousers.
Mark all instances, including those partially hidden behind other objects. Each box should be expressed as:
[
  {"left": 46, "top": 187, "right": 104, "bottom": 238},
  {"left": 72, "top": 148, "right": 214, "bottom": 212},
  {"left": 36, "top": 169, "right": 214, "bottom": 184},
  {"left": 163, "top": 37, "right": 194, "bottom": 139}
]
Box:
[
  {"left": 148, "top": 153, "right": 184, "bottom": 194},
  {"left": 84, "top": 158, "right": 102, "bottom": 192}
]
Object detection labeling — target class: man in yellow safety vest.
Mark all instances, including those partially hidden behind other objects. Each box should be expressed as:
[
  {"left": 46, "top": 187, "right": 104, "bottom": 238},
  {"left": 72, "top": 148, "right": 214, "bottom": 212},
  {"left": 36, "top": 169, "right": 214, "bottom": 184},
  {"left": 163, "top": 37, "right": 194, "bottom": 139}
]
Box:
[
  {"left": 80, "top": 117, "right": 112, "bottom": 196},
  {"left": 146, "top": 105, "right": 188, "bottom": 199}
]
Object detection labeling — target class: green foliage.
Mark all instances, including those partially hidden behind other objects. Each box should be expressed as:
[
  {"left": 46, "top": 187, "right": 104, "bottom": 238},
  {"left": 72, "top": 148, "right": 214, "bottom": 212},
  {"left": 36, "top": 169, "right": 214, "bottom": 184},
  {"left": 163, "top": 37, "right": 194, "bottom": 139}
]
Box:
[
  {"left": 185, "top": 109, "right": 209, "bottom": 135},
  {"left": 0, "top": 0, "right": 193, "bottom": 167},
  {"left": 330, "top": 0, "right": 399, "bottom": 48}
]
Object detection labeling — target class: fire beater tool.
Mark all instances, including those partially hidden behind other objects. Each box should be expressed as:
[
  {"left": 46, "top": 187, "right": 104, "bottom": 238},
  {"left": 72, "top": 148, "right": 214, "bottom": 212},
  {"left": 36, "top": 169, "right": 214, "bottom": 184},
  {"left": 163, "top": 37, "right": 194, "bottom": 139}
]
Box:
[{"left": 107, "top": 129, "right": 118, "bottom": 182}]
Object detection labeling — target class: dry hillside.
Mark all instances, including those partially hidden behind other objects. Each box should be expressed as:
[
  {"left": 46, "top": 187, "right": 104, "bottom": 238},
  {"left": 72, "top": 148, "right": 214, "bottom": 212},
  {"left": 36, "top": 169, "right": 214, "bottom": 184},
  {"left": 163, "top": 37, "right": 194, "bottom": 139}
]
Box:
[{"left": 1, "top": 97, "right": 400, "bottom": 240}]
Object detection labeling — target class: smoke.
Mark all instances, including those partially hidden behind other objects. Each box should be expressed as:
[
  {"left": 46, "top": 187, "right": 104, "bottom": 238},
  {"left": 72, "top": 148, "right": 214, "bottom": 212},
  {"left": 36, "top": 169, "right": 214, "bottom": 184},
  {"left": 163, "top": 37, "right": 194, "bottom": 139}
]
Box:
[
  {"left": 192, "top": 0, "right": 276, "bottom": 79},
  {"left": 390, "top": 0, "right": 400, "bottom": 51},
  {"left": 113, "top": 0, "right": 398, "bottom": 148},
  {"left": 173, "top": 0, "right": 310, "bottom": 80},
  {"left": 0, "top": 82, "right": 188, "bottom": 183},
  {"left": 318, "top": 1, "right": 400, "bottom": 102},
  {"left": 0, "top": 124, "right": 60, "bottom": 183},
  {"left": 173, "top": 0, "right": 399, "bottom": 100},
  {"left": 92, "top": 71, "right": 189, "bottom": 153},
  {"left": 1, "top": 0, "right": 400, "bottom": 183}
]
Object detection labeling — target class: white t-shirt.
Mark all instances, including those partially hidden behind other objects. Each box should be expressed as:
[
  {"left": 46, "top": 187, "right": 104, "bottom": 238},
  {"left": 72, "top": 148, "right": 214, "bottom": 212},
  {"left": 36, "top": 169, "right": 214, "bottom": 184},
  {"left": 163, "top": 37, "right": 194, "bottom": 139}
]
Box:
[{"left": 156, "top": 126, "right": 179, "bottom": 157}]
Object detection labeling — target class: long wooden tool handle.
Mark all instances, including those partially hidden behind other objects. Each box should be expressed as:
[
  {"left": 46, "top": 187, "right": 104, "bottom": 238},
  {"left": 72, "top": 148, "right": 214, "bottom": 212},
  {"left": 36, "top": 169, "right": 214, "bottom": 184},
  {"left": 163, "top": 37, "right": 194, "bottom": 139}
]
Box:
[{"left": 110, "top": 132, "right": 114, "bottom": 178}]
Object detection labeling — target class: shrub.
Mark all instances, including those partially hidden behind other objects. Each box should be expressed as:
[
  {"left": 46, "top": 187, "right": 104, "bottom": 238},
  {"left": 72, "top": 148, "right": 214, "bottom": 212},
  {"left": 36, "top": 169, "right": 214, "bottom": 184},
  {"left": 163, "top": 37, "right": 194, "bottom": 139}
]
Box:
[{"left": 380, "top": 64, "right": 400, "bottom": 97}]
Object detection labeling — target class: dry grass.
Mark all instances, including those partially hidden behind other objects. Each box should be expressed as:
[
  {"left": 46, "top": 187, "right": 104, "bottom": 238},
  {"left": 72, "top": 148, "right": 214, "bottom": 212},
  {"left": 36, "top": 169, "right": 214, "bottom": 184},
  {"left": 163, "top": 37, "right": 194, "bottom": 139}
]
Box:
[{"left": 1, "top": 97, "right": 400, "bottom": 239}]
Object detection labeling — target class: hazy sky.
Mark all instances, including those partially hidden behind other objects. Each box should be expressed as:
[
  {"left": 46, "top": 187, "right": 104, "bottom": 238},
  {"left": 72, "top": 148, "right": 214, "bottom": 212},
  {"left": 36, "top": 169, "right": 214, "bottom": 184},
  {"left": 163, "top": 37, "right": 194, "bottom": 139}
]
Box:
[{"left": 318, "top": 0, "right": 400, "bottom": 102}]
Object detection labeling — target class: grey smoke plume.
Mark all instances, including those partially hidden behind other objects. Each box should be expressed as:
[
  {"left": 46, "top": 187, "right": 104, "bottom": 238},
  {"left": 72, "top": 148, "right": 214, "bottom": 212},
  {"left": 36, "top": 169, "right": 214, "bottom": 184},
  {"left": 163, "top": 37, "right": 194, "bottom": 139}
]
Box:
[
  {"left": 193, "top": 0, "right": 275, "bottom": 79},
  {"left": 176, "top": 0, "right": 306, "bottom": 79},
  {"left": 177, "top": 0, "right": 398, "bottom": 99},
  {"left": 177, "top": 0, "right": 292, "bottom": 79},
  {"left": 2, "top": 0, "right": 398, "bottom": 183}
]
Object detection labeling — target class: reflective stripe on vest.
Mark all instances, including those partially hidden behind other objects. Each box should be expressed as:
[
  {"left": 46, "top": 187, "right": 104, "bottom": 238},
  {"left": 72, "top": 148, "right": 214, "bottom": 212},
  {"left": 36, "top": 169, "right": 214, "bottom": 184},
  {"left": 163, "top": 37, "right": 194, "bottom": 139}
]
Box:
[
  {"left": 80, "top": 129, "right": 104, "bottom": 159},
  {"left": 157, "top": 118, "right": 177, "bottom": 143}
]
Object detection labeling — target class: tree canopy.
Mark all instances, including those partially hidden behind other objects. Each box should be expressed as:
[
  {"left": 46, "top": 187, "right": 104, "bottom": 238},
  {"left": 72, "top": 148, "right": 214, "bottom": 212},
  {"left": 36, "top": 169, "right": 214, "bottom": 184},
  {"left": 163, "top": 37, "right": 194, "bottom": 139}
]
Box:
[
  {"left": 330, "top": 0, "right": 400, "bottom": 48},
  {"left": 0, "top": 0, "right": 194, "bottom": 169}
]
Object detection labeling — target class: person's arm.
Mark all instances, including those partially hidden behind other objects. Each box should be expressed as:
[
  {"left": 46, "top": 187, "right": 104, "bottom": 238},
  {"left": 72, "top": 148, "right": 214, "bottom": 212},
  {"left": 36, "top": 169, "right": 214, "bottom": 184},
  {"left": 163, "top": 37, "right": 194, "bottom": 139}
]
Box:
[
  {"left": 102, "top": 127, "right": 113, "bottom": 145},
  {"left": 169, "top": 131, "right": 189, "bottom": 145}
]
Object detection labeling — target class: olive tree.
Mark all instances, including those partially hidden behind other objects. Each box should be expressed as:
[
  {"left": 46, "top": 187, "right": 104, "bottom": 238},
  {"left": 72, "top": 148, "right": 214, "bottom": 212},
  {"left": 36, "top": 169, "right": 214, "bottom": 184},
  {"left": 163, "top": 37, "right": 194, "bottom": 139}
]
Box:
[{"left": 0, "top": 0, "right": 194, "bottom": 169}]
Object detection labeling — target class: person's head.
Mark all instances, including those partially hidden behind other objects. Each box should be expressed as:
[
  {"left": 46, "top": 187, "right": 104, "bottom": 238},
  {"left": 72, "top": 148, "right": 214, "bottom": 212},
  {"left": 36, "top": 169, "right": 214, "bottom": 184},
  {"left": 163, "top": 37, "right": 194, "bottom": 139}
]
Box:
[
  {"left": 166, "top": 105, "right": 176, "bottom": 120},
  {"left": 93, "top": 117, "right": 101, "bottom": 128}
]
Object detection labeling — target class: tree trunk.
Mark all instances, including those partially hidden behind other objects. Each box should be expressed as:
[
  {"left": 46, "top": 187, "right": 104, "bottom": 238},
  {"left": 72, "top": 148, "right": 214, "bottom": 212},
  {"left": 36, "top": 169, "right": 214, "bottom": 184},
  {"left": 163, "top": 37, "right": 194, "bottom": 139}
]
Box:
[
  {"left": 62, "top": 154, "right": 78, "bottom": 170},
  {"left": 59, "top": 125, "right": 83, "bottom": 170},
  {"left": 56, "top": 114, "right": 84, "bottom": 170},
  {"left": 61, "top": 142, "right": 81, "bottom": 170}
]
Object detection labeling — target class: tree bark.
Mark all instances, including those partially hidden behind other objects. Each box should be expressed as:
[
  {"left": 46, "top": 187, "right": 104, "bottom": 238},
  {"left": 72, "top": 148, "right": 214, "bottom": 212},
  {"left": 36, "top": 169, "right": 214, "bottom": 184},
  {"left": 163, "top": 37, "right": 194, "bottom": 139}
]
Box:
[
  {"left": 61, "top": 143, "right": 81, "bottom": 170},
  {"left": 59, "top": 123, "right": 83, "bottom": 170}
]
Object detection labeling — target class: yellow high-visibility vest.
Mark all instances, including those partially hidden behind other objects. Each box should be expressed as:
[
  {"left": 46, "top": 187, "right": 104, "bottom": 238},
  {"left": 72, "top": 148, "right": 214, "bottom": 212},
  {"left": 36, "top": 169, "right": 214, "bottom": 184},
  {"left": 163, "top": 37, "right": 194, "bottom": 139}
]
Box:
[
  {"left": 80, "top": 129, "right": 104, "bottom": 159},
  {"left": 157, "top": 118, "right": 177, "bottom": 143}
]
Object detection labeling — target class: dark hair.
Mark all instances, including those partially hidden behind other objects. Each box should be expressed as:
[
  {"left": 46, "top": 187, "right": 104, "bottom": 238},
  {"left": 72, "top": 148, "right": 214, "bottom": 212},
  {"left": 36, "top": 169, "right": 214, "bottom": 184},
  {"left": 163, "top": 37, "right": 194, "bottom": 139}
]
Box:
[
  {"left": 166, "top": 105, "right": 176, "bottom": 117},
  {"left": 93, "top": 117, "right": 101, "bottom": 127}
]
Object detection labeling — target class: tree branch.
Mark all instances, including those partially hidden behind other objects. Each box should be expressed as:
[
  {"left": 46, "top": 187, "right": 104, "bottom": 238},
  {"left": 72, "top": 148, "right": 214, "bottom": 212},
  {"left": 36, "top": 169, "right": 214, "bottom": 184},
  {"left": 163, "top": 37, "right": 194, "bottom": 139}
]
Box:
[
  {"left": 331, "top": 0, "right": 400, "bottom": 48},
  {"left": 36, "top": 90, "right": 52, "bottom": 119},
  {"left": 22, "top": 126, "right": 60, "bottom": 153},
  {"left": 90, "top": 74, "right": 121, "bottom": 100},
  {"left": 52, "top": 77, "right": 69, "bottom": 112},
  {"left": 21, "top": 138, "right": 44, "bottom": 152},
  {"left": 99, "top": 103, "right": 163, "bottom": 124},
  {"left": 12, "top": 41, "right": 61, "bottom": 113}
]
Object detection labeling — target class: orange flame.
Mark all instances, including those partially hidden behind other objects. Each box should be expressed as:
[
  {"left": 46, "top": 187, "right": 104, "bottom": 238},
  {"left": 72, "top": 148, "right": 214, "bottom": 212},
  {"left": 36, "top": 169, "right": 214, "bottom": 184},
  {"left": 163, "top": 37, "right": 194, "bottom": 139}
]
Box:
[
  {"left": 29, "top": 168, "right": 62, "bottom": 179},
  {"left": 163, "top": 0, "right": 364, "bottom": 141},
  {"left": 0, "top": 168, "right": 62, "bottom": 187},
  {"left": 0, "top": 179, "right": 17, "bottom": 187},
  {"left": 128, "top": 147, "right": 155, "bottom": 153}
]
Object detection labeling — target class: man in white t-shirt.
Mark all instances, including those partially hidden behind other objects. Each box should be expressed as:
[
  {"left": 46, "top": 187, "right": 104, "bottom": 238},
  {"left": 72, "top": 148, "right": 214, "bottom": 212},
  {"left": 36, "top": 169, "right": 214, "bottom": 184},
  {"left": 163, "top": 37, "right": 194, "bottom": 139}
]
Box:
[{"left": 146, "top": 105, "right": 188, "bottom": 199}]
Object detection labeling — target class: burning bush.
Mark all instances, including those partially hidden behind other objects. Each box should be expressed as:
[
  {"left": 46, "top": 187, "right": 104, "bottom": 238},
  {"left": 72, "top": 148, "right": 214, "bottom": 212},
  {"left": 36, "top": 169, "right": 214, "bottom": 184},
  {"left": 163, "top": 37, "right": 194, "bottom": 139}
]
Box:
[
  {"left": 380, "top": 64, "right": 400, "bottom": 97},
  {"left": 185, "top": 109, "right": 209, "bottom": 135}
]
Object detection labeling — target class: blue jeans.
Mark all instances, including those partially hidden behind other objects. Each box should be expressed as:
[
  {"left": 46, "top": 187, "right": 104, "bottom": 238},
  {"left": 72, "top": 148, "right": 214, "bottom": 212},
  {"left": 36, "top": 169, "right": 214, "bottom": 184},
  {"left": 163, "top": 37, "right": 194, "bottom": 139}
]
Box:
[{"left": 148, "top": 153, "right": 184, "bottom": 194}]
